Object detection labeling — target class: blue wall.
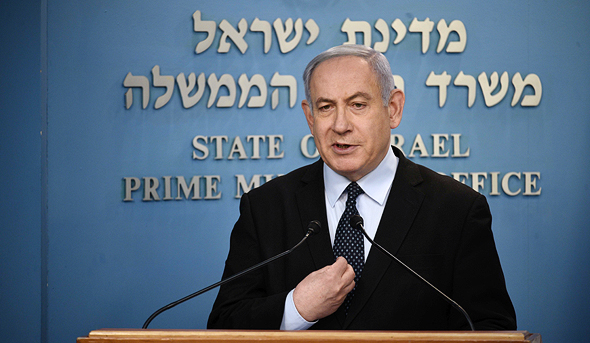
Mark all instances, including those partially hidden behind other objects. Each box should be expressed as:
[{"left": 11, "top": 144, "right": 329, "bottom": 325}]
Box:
[
  {"left": 0, "top": 0, "right": 42, "bottom": 342},
  {"left": 2, "top": 1, "right": 590, "bottom": 342}
]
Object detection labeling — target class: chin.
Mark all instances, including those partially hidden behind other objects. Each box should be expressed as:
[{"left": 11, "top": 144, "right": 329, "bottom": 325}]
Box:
[{"left": 333, "top": 165, "right": 364, "bottom": 180}]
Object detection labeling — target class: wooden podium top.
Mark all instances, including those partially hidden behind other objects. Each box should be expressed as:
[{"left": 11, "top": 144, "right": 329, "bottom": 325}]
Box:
[{"left": 77, "top": 329, "right": 541, "bottom": 343}]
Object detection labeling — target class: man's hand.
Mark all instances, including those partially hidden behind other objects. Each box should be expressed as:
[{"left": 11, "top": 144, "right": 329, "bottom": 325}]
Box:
[{"left": 292, "top": 256, "right": 356, "bottom": 322}]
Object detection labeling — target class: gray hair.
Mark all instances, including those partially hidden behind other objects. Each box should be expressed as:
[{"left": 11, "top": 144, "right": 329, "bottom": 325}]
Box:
[{"left": 303, "top": 44, "right": 396, "bottom": 110}]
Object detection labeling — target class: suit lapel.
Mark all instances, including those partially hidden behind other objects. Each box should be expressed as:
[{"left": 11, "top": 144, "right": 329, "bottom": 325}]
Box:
[
  {"left": 295, "top": 160, "right": 347, "bottom": 328},
  {"left": 295, "top": 160, "right": 334, "bottom": 271},
  {"left": 344, "top": 147, "right": 425, "bottom": 328}
]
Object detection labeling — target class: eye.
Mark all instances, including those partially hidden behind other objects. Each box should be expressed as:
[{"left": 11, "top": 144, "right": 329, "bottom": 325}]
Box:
[
  {"left": 352, "top": 102, "right": 366, "bottom": 110},
  {"left": 318, "top": 104, "right": 332, "bottom": 111}
]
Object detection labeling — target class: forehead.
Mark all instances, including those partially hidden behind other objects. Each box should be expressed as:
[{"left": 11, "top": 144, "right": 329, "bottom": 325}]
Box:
[{"left": 309, "top": 56, "right": 380, "bottom": 99}]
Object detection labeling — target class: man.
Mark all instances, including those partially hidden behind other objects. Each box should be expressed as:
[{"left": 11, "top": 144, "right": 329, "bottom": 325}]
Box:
[{"left": 207, "top": 45, "right": 516, "bottom": 330}]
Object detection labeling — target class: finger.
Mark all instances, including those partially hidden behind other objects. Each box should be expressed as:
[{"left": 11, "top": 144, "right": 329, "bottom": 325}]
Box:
[
  {"left": 343, "top": 279, "right": 355, "bottom": 294},
  {"left": 341, "top": 263, "right": 356, "bottom": 281},
  {"left": 334, "top": 256, "right": 348, "bottom": 266},
  {"left": 332, "top": 256, "right": 350, "bottom": 274}
]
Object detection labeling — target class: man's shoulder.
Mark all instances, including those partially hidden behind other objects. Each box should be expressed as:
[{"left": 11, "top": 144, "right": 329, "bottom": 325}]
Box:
[
  {"left": 397, "top": 150, "right": 482, "bottom": 200},
  {"left": 246, "top": 159, "right": 323, "bottom": 197}
]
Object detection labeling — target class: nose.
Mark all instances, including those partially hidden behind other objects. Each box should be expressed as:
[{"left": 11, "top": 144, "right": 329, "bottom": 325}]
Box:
[{"left": 332, "top": 107, "right": 352, "bottom": 134}]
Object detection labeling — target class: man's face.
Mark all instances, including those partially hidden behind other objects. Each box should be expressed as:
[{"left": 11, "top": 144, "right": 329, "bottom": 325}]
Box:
[{"left": 302, "top": 56, "right": 404, "bottom": 181}]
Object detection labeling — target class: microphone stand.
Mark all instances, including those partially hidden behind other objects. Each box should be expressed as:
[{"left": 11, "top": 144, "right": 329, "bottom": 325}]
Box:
[
  {"left": 142, "top": 220, "right": 321, "bottom": 329},
  {"left": 351, "top": 215, "right": 475, "bottom": 331}
]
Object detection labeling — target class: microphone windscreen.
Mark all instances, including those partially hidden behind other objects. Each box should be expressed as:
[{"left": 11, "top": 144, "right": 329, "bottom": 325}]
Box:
[
  {"left": 307, "top": 220, "right": 321, "bottom": 235},
  {"left": 351, "top": 214, "right": 364, "bottom": 229}
]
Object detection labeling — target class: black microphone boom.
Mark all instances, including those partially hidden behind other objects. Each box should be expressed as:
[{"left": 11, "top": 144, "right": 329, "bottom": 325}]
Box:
[
  {"left": 350, "top": 215, "right": 475, "bottom": 331},
  {"left": 142, "top": 220, "right": 321, "bottom": 329}
]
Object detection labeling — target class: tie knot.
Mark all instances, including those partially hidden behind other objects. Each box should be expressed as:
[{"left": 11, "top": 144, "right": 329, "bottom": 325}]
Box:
[{"left": 346, "top": 182, "right": 364, "bottom": 202}]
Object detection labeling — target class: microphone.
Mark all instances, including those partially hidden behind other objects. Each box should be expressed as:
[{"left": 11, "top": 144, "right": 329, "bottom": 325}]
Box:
[
  {"left": 142, "top": 220, "right": 322, "bottom": 329},
  {"left": 350, "top": 215, "right": 475, "bottom": 331}
]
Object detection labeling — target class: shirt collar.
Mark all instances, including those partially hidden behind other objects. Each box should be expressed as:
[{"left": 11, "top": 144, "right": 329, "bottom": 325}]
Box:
[{"left": 324, "top": 147, "right": 399, "bottom": 207}]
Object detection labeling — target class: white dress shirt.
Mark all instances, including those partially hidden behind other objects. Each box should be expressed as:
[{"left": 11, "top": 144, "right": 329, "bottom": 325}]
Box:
[{"left": 280, "top": 148, "right": 399, "bottom": 330}]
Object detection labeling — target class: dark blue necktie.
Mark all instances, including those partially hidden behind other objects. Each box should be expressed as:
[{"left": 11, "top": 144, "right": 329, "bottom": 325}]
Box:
[{"left": 333, "top": 182, "right": 365, "bottom": 315}]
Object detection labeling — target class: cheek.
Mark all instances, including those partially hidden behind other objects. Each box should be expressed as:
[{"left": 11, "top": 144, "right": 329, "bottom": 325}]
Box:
[
  {"left": 312, "top": 120, "right": 331, "bottom": 138},
  {"left": 361, "top": 121, "right": 390, "bottom": 148}
]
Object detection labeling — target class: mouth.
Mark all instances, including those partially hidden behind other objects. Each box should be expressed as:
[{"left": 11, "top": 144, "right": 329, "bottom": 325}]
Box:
[{"left": 333, "top": 143, "right": 356, "bottom": 152}]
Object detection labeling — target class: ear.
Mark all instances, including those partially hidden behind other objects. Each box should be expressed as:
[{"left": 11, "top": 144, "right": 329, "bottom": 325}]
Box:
[
  {"left": 302, "top": 100, "right": 315, "bottom": 134},
  {"left": 388, "top": 89, "right": 405, "bottom": 129}
]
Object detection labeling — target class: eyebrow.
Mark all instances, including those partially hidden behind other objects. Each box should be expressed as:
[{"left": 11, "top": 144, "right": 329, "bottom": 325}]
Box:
[{"left": 314, "top": 92, "right": 373, "bottom": 108}]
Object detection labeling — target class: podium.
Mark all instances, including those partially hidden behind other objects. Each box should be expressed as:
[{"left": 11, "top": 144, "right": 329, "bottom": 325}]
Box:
[{"left": 77, "top": 329, "right": 541, "bottom": 343}]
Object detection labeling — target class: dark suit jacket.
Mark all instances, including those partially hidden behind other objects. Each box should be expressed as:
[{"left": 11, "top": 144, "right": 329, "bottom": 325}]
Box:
[{"left": 207, "top": 146, "right": 516, "bottom": 330}]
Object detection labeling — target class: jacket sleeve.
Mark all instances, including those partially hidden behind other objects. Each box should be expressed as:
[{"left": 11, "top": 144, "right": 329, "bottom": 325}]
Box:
[{"left": 450, "top": 194, "right": 517, "bottom": 330}]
